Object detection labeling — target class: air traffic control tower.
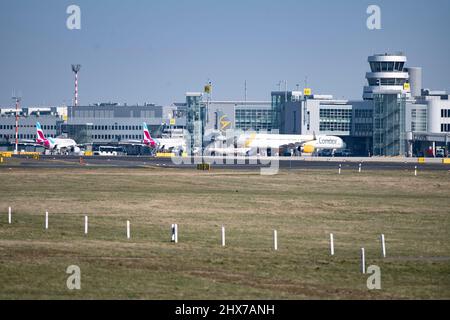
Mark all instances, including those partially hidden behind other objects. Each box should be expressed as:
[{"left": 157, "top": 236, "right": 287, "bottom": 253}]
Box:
[{"left": 363, "top": 53, "right": 411, "bottom": 100}]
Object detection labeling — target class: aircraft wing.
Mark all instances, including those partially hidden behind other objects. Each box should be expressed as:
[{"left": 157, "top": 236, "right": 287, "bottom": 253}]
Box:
[
  {"left": 246, "top": 140, "right": 284, "bottom": 150},
  {"left": 76, "top": 143, "right": 93, "bottom": 148},
  {"left": 281, "top": 141, "right": 311, "bottom": 149},
  {"left": 118, "top": 140, "right": 146, "bottom": 146},
  {"left": 14, "top": 140, "right": 42, "bottom": 147}
]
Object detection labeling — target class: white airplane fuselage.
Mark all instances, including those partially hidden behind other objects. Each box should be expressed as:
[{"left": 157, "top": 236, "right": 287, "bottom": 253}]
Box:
[
  {"left": 236, "top": 133, "right": 345, "bottom": 152},
  {"left": 154, "top": 138, "right": 186, "bottom": 152},
  {"left": 48, "top": 138, "right": 78, "bottom": 151}
]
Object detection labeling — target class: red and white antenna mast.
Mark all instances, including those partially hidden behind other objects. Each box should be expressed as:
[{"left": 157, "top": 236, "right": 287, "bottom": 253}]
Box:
[{"left": 71, "top": 64, "right": 81, "bottom": 106}]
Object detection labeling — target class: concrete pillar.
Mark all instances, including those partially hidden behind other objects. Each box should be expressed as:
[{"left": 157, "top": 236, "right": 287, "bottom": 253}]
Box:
[
  {"left": 406, "top": 67, "right": 422, "bottom": 98},
  {"left": 427, "top": 99, "right": 441, "bottom": 134}
]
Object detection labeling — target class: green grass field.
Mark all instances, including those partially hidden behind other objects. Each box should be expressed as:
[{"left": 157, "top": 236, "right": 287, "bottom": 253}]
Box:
[{"left": 0, "top": 167, "right": 449, "bottom": 299}]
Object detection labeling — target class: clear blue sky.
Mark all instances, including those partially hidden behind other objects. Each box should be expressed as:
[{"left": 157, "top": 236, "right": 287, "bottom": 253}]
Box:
[{"left": 1, "top": 0, "right": 449, "bottom": 107}]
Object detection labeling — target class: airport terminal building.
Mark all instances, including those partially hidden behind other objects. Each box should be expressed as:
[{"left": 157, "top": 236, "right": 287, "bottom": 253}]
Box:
[
  {"left": 0, "top": 52, "right": 449, "bottom": 156},
  {"left": 0, "top": 107, "right": 64, "bottom": 151},
  {"left": 273, "top": 53, "right": 450, "bottom": 156}
]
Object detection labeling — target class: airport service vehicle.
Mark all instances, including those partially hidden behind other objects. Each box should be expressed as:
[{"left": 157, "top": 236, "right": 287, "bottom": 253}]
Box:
[
  {"left": 35, "top": 122, "right": 81, "bottom": 154},
  {"left": 236, "top": 133, "right": 345, "bottom": 155},
  {"left": 318, "top": 149, "right": 333, "bottom": 157},
  {"left": 333, "top": 149, "right": 353, "bottom": 157},
  {"left": 94, "top": 146, "right": 125, "bottom": 156},
  {"left": 435, "top": 148, "right": 445, "bottom": 158},
  {"left": 121, "top": 123, "right": 186, "bottom": 154}
]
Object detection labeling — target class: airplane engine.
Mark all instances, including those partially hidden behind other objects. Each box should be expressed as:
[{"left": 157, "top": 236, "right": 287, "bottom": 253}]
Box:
[
  {"left": 73, "top": 146, "right": 81, "bottom": 154},
  {"left": 303, "top": 144, "right": 315, "bottom": 153}
]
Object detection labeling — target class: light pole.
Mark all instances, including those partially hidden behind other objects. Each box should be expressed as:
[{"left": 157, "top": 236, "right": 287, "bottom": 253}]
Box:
[
  {"left": 284, "top": 80, "right": 288, "bottom": 103},
  {"left": 12, "top": 95, "right": 21, "bottom": 155}
]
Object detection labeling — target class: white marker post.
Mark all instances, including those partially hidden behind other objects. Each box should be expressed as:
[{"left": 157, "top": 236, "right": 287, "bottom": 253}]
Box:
[
  {"left": 414, "top": 166, "right": 418, "bottom": 176},
  {"left": 381, "top": 234, "right": 386, "bottom": 258},
  {"left": 273, "top": 230, "right": 278, "bottom": 251},
  {"left": 84, "top": 216, "right": 88, "bottom": 235},
  {"left": 359, "top": 163, "right": 362, "bottom": 173},
  {"left": 221, "top": 226, "right": 226, "bottom": 247},
  {"left": 45, "top": 211, "right": 48, "bottom": 230},
  {"left": 330, "top": 233, "right": 335, "bottom": 256},
  {"left": 174, "top": 224, "right": 178, "bottom": 243},
  {"left": 361, "top": 248, "right": 366, "bottom": 274},
  {"left": 8, "top": 207, "right": 11, "bottom": 224},
  {"left": 339, "top": 164, "right": 342, "bottom": 175},
  {"left": 126, "top": 220, "right": 130, "bottom": 239}
]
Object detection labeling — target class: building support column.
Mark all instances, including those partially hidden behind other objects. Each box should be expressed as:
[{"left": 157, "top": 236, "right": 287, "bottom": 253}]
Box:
[{"left": 408, "top": 140, "right": 413, "bottom": 158}]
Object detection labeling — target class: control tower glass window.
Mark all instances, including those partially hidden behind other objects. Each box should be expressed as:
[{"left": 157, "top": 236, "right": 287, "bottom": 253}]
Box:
[
  {"left": 388, "top": 62, "right": 394, "bottom": 71},
  {"left": 370, "top": 62, "right": 381, "bottom": 72}
]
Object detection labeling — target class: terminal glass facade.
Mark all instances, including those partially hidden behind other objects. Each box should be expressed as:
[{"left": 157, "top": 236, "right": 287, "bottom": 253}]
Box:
[
  {"left": 373, "top": 94, "right": 406, "bottom": 156},
  {"left": 67, "top": 104, "right": 164, "bottom": 144},
  {"left": 271, "top": 92, "right": 301, "bottom": 130},
  {"left": 319, "top": 107, "right": 352, "bottom": 133},
  {"left": 186, "top": 94, "right": 205, "bottom": 155},
  {"left": 235, "top": 107, "right": 272, "bottom": 132},
  {"left": 410, "top": 109, "right": 427, "bottom": 132},
  {"left": 353, "top": 109, "right": 373, "bottom": 137},
  {"left": 370, "top": 61, "right": 405, "bottom": 72}
]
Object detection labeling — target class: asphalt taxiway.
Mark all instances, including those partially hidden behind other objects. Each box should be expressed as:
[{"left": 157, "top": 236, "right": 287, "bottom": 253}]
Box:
[{"left": 1, "top": 155, "right": 449, "bottom": 171}]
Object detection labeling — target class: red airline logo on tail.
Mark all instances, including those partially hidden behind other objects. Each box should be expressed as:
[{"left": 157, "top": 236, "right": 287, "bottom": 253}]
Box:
[
  {"left": 36, "top": 122, "right": 50, "bottom": 148},
  {"left": 143, "top": 123, "right": 157, "bottom": 148}
]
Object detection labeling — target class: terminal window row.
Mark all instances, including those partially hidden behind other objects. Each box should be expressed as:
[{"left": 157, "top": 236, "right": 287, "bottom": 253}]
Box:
[
  {"left": 91, "top": 125, "right": 143, "bottom": 131},
  {"left": 411, "top": 121, "right": 427, "bottom": 132},
  {"left": 367, "top": 78, "right": 407, "bottom": 86},
  {"left": 441, "top": 109, "right": 450, "bottom": 118},
  {"left": 236, "top": 125, "right": 273, "bottom": 132},
  {"left": 370, "top": 61, "right": 405, "bottom": 72},
  {"left": 0, "top": 124, "right": 56, "bottom": 130},
  {"left": 320, "top": 109, "right": 352, "bottom": 120},
  {"left": 354, "top": 110, "right": 373, "bottom": 119},
  {"left": 319, "top": 122, "right": 351, "bottom": 132},
  {"left": 441, "top": 124, "right": 450, "bottom": 132},
  {"left": 72, "top": 110, "right": 157, "bottom": 118},
  {"left": 354, "top": 123, "right": 373, "bottom": 132},
  {"left": 411, "top": 109, "right": 427, "bottom": 119},
  {"left": 236, "top": 109, "right": 272, "bottom": 117},
  {"left": 92, "top": 134, "right": 143, "bottom": 140},
  {"left": 271, "top": 93, "right": 303, "bottom": 103},
  {"left": 0, "top": 134, "right": 55, "bottom": 139}
]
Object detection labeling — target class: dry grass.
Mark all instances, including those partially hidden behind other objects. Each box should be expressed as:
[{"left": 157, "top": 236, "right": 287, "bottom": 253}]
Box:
[{"left": 0, "top": 167, "right": 449, "bottom": 299}]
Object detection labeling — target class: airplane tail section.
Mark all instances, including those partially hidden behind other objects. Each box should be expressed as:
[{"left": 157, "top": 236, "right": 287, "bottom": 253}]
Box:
[
  {"left": 142, "top": 122, "right": 156, "bottom": 147},
  {"left": 36, "top": 122, "right": 50, "bottom": 148},
  {"left": 36, "top": 122, "right": 46, "bottom": 143}
]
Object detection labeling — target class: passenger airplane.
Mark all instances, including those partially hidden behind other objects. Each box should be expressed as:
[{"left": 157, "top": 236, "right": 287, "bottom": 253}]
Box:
[
  {"left": 35, "top": 122, "right": 80, "bottom": 153},
  {"left": 122, "top": 123, "right": 186, "bottom": 153},
  {"left": 236, "top": 132, "right": 345, "bottom": 154},
  {"left": 203, "top": 132, "right": 344, "bottom": 156}
]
